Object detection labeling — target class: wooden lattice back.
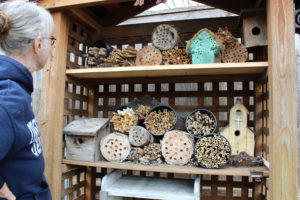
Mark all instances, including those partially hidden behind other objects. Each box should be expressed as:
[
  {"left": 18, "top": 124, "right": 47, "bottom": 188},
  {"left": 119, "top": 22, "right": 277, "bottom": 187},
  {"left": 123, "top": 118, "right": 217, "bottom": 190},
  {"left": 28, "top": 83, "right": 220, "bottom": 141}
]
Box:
[
  {"left": 61, "top": 167, "right": 86, "bottom": 200},
  {"left": 67, "top": 19, "right": 91, "bottom": 69},
  {"left": 93, "top": 75, "right": 256, "bottom": 134}
]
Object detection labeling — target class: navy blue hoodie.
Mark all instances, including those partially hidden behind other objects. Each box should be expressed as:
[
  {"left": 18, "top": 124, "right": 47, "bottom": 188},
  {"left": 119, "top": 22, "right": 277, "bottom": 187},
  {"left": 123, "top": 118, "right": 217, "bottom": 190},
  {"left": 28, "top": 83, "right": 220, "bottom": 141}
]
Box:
[{"left": 0, "top": 55, "right": 51, "bottom": 200}]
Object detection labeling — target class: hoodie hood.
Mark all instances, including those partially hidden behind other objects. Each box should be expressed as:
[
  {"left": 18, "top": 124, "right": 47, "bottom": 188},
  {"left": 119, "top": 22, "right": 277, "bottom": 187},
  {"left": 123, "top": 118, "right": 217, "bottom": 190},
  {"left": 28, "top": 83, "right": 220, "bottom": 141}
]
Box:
[{"left": 0, "top": 55, "right": 33, "bottom": 93}]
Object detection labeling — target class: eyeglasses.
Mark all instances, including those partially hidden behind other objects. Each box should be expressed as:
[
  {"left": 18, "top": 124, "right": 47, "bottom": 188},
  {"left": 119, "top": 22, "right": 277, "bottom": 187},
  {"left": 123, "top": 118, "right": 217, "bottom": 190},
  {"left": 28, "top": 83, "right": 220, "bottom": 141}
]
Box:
[
  {"left": 42, "top": 36, "right": 56, "bottom": 46},
  {"left": 48, "top": 36, "right": 56, "bottom": 46}
]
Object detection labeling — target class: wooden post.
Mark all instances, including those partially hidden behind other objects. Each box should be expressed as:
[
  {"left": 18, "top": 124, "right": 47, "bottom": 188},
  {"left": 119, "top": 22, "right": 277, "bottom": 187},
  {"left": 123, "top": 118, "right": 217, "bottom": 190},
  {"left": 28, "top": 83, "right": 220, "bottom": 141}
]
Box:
[
  {"left": 267, "top": 1, "right": 298, "bottom": 200},
  {"left": 39, "top": 11, "right": 69, "bottom": 200}
]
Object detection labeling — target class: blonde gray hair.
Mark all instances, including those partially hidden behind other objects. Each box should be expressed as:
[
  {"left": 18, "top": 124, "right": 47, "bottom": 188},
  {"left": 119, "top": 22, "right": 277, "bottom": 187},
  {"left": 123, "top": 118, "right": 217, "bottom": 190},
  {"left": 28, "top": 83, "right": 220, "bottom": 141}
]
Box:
[{"left": 0, "top": 1, "right": 54, "bottom": 54}]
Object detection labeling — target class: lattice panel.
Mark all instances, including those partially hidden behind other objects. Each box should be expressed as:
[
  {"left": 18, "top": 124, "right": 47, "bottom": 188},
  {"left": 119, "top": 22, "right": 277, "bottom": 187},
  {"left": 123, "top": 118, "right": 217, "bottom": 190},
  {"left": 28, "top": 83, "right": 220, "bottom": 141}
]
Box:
[
  {"left": 255, "top": 72, "right": 269, "bottom": 200},
  {"left": 93, "top": 75, "right": 256, "bottom": 133},
  {"left": 67, "top": 19, "right": 92, "bottom": 69},
  {"left": 64, "top": 78, "right": 89, "bottom": 126},
  {"left": 62, "top": 167, "right": 86, "bottom": 200},
  {"left": 201, "top": 175, "right": 255, "bottom": 200}
]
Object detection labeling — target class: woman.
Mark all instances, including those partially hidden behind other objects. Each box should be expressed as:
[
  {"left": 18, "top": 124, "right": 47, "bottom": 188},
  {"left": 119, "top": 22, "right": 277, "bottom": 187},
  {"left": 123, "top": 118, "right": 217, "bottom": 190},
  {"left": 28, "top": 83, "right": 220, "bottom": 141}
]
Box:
[{"left": 0, "top": 1, "right": 54, "bottom": 199}]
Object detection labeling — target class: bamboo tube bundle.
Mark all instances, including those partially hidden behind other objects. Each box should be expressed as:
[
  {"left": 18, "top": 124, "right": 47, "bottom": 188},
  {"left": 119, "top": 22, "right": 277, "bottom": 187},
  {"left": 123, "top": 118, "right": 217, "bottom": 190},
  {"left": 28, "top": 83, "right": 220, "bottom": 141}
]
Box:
[
  {"left": 194, "top": 134, "right": 231, "bottom": 169},
  {"left": 186, "top": 109, "right": 217, "bottom": 137},
  {"left": 161, "top": 130, "right": 194, "bottom": 165},
  {"left": 162, "top": 46, "right": 192, "bottom": 65},
  {"left": 100, "top": 132, "right": 131, "bottom": 162},
  {"left": 110, "top": 107, "right": 137, "bottom": 133},
  {"left": 144, "top": 107, "right": 177, "bottom": 136},
  {"left": 129, "top": 126, "right": 153, "bottom": 147}
]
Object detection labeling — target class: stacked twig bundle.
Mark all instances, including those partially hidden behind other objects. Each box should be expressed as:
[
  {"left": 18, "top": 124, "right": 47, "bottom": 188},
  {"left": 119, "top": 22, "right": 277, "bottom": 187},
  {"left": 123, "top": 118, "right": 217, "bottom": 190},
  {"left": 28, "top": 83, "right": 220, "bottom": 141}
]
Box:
[
  {"left": 162, "top": 46, "right": 192, "bottom": 65},
  {"left": 126, "top": 143, "right": 162, "bottom": 165},
  {"left": 104, "top": 46, "right": 137, "bottom": 66},
  {"left": 86, "top": 47, "right": 107, "bottom": 66}
]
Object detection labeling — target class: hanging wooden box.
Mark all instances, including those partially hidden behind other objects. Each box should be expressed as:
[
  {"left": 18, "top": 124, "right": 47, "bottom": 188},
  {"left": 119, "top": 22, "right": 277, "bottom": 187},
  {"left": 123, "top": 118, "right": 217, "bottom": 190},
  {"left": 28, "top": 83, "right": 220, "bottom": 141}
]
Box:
[
  {"left": 242, "top": 15, "right": 267, "bottom": 47},
  {"left": 63, "top": 118, "right": 110, "bottom": 162}
]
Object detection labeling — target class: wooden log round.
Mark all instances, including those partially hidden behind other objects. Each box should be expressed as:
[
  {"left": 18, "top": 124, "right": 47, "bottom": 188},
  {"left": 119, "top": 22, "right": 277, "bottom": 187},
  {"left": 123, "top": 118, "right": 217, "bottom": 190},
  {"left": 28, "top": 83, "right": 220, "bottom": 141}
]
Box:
[
  {"left": 161, "top": 130, "right": 194, "bottom": 166},
  {"left": 135, "top": 46, "right": 162, "bottom": 66},
  {"left": 152, "top": 24, "right": 179, "bottom": 50},
  {"left": 100, "top": 132, "right": 131, "bottom": 162},
  {"left": 129, "top": 126, "right": 153, "bottom": 147}
]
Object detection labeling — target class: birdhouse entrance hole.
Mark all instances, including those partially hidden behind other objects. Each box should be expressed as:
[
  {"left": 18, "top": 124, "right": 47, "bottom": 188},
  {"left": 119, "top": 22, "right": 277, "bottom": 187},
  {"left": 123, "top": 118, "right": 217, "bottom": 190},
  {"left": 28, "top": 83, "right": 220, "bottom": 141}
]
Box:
[
  {"left": 235, "top": 130, "right": 240, "bottom": 136},
  {"left": 252, "top": 27, "right": 261, "bottom": 35},
  {"left": 77, "top": 138, "right": 84, "bottom": 145}
]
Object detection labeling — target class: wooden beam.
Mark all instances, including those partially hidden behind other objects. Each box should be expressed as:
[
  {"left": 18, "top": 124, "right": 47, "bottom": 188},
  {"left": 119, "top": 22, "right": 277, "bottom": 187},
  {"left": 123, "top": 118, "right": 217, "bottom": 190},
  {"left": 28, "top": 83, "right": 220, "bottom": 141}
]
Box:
[
  {"left": 39, "top": 0, "right": 134, "bottom": 10},
  {"left": 39, "top": 11, "right": 69, "bottom": 200},
  {"left": 192, "top": 0, "right": 255, "bottom": 14},
  {"left": 97, "top": 16, "right": 239, "bottom": 41},
  {"left": 267, "top": 0, "right": 298, "bottom": 200},
  {"left": 69, "top": 8, "right": 102, "bottom": 31},
  {"left": 99, "top": 0, "right": 157, "bottom": 26}
]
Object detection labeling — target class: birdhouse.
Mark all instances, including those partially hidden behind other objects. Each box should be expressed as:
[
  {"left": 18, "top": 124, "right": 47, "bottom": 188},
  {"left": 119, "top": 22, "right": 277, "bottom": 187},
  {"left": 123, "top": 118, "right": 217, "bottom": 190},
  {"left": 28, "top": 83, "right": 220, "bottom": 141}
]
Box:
[
  {"left": 220, "top": 103, "right": 255, "bottom": 156},
  {"left": 242, "top": 15, "right": 267, "bottom": 47},
  {"left": 63, "top": 118, "right": 110, "bottom": 162},
  {"left": 186, "top": 29, "right": 220, "bottom": 64}
]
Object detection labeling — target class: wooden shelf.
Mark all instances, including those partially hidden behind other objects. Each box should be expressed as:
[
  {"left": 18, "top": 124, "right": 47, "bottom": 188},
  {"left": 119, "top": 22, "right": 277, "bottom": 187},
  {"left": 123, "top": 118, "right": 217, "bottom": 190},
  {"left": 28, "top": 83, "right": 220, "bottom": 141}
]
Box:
[
  {"left": 66, "top": 62, "right": 268, "bottom": 79},
  {"left": 62, "top": 159, "right": 269, "bottom": 177}
]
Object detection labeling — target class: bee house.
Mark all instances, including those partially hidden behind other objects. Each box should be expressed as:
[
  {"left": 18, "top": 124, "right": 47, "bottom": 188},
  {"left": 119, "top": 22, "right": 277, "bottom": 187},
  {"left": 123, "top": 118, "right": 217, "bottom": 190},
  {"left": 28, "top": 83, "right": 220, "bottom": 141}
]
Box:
[
  {"left": 220, "top": 103, "right": 255, "bottom": 156},
  {"left": 242, "top": 15, "right": 267, "bottom": 47},
  {"left": 63, "top": 118, "right": 110, "bottom": 162}
]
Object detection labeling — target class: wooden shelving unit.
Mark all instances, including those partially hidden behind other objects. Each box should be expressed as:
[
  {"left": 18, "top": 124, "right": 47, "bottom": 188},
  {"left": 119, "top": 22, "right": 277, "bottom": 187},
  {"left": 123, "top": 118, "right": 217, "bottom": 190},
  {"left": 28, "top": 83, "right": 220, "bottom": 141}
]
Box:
[
  {"left": 38, "top": 1, "right": 298, "bottom": 200},
  {"left": 63, "top": 159, "right": 269, "bottom": 177},
  {"left": 66, "top": 62, "right": 268, "bottom": 79}
]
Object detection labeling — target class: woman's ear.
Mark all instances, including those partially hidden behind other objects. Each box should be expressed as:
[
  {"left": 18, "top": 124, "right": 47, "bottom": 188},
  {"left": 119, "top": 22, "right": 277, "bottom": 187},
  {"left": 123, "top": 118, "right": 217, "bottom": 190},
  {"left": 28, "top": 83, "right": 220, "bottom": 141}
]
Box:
[{"left": 32, "top": 38, "right": 42, "bottom": 54}]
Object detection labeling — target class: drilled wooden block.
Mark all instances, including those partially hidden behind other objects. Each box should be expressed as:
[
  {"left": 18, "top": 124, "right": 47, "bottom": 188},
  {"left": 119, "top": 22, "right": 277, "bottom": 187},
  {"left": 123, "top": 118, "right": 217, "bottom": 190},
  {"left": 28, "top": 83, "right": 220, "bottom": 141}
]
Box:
[
  {"left": 152, "top": 24, "right": 179, "bottom": 51},
  {"left": 100, "top": 132, "right": 131, "bottom": 162},
  {"left": 129, "top": 126, "right": 153, "bottom": 147},
  {"left": 135, "top": 46, "right": 162, "bottom": 66},
  {"left": 161, "top": 130, "right": 194, "bottom": 165}
]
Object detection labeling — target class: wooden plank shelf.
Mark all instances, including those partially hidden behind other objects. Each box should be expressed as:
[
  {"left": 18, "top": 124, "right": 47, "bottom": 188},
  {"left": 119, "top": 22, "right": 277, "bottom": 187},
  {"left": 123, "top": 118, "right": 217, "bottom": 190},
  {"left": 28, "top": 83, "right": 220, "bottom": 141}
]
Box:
[
  {"left": 62, "top": 159, "right": 269, "bottom": 177},
  {"left": 66, "top": 62, "right": 268, "bottom": 79}
]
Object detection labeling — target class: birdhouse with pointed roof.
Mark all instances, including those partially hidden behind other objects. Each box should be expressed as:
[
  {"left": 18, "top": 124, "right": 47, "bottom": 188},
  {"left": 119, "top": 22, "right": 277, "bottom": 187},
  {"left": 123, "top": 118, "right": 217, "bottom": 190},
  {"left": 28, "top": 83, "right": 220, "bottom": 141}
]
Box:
[
  {"left": 220, "top": 102, "right": 255, "bottom": 156},
  {"left": 186, "top": 29, "right": 220, "bottom": 64}
]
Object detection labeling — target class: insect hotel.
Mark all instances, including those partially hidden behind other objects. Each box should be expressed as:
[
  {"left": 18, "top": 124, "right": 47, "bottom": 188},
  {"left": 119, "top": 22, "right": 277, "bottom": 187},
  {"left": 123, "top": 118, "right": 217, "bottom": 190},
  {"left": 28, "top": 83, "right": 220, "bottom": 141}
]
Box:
[{"left": 37, "top": 0, "right": 298, "bottom": 200}]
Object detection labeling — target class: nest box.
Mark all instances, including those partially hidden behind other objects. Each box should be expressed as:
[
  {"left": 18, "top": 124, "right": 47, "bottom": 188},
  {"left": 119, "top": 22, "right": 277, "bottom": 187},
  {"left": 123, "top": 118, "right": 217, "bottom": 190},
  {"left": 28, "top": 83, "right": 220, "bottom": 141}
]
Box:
[
  {"left": 187, "top": 29, "right": 220, "bottom": 64},
  {"left": 220, "top": 103, "right": 255, "bottom": 156},
  {"left": 242, "top": 15, "right": 267, "bottom": 48},
  {"left": 63, "top": 118, "right": 110, "bottom": 162}
]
